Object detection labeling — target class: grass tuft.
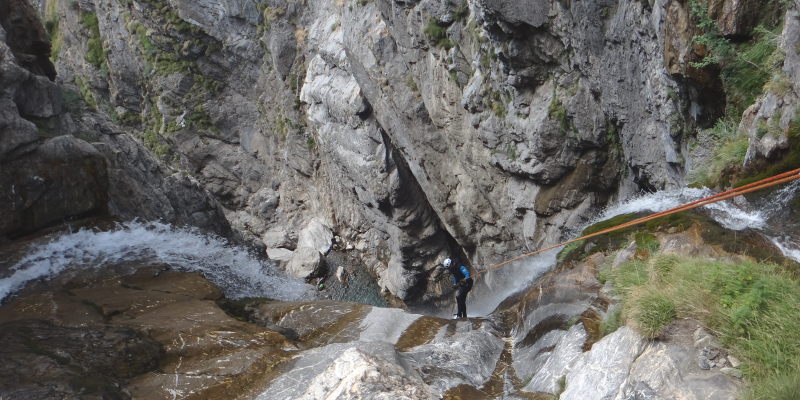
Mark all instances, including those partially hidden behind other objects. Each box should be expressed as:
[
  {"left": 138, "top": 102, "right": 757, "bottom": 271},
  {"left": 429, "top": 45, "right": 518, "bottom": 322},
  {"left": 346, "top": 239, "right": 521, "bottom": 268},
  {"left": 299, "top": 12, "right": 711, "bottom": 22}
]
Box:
[
  {"left": 631, "top": 292, "right": 676, "bottom": 338},
  {"left": 608, "top": 253, "right": 800, "bottom": 399}
]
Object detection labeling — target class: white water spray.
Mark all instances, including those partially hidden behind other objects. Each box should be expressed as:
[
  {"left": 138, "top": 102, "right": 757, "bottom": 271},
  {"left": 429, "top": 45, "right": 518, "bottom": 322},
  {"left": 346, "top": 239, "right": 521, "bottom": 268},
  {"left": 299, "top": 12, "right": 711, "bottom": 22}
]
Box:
[
  {"left": 470, "top": 183, "right": 800, "bottom": 316},
  {"left": 600, "top": 187, "right": 766, "bottom": 231},
  {"left": 0, "top": 221, "right": 316, "bottom": 302}
]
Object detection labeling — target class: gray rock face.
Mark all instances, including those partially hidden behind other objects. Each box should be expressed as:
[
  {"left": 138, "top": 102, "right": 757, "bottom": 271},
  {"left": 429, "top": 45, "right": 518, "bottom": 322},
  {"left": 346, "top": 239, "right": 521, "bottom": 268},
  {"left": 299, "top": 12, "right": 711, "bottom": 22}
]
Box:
[
  {"left": 257, "top": 342, "right": 435, "bottom": 400},
  {"left": 24, "top": 0, "right": 800, "bottom": 305},
  {"left": 560, "top": 327, "right": 648, "bottom": 400},
  {"left": 0, "top": 319, "right": 162, "bottom": 400},
  {"left": 36, "top": 0, "right": 706, "bottom": 302},
  {"left": 0, "top": 136, "right": 108, "bottom": 240},
  {"left": 742, "top": 10, "right": 800, "bottom": 166},
  {"left": 0, "top": 2, "right": 232, "bottom": 242}
]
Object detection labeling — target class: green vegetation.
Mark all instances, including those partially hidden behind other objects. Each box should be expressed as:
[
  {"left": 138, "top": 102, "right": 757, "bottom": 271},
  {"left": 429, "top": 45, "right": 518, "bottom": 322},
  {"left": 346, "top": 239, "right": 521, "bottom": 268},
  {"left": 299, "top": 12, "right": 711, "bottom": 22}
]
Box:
[
  {"left": 306, "top": 136, "right": 316, "bottom": 150},
  {"left": 734, "top": 116, "right": 800, "bottom": 187},
  {"left": 143, "top": 102, "right": 170, "bottom": 159},
  {"left": 599, "top": 306, "right": 623, "bottom": 336},
  {"left": 61, "top": 87, "right": 83, "bottom": 115},
  {"left": 608, "top": 253, "right": 800, "bottom": 399},
  {"left": 256, "top": 4, "right": 283, "bottom": 34},
  {"left": 74, "top": 76, "right": 97, "bottom": 110},
  {"left": 548, "top": 96, "right": 569, "bottom": 132},
  {"left": 489, "top": 90, "right": 506, "bottom": 118},
  {"left": 506, "top": 144, "right": 517, "bottom": 161},
  {"left": 80, "top": 12, "right": 107, "bottom": 70},
  {"left": 453, "top": 0, "right": 469, "bottom": 21},
  {"left": 557, "top": 240, "right": 586, "bottom": 263},
  {"left": 423, "top": 18, "right": 454, "bottom": 49},
  {"left": 45, "top": 0, "right": 62, "bottom": 62},
  {"left": 689, "top": 1, "right": 784, "bottom": 117},
  {"left": 686, "top": 0, "right": 792, "bottom": 186},
  {"left": 692, "top": 118, "right": 749, "bottom": 187},
  {"left": 634, "top": 232, "right": 659, "bottom": 256},
  {"left": 405, "top": 74, "right": 419, "bottom": 93}
]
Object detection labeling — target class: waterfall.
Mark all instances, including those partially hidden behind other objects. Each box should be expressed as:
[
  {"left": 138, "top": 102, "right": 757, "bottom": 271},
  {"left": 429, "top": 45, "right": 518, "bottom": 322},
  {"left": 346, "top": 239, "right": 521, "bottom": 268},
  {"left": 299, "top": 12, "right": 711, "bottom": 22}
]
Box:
[
  {"left": 0, "top": 221, "right": 316, "bottom": 303},
  {"left": 469, "top": 182, "right": 800, "bottom": 317}
]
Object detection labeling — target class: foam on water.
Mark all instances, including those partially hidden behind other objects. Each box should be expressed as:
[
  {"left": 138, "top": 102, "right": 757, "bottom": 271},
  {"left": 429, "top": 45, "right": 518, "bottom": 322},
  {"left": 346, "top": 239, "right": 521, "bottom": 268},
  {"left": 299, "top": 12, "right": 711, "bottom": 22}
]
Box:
[
  {"left": 0, "top": 221, "right": 315, "bottom": 302},
  {"left": 600, "top": 187, "right": 766, "bottom": 231}
]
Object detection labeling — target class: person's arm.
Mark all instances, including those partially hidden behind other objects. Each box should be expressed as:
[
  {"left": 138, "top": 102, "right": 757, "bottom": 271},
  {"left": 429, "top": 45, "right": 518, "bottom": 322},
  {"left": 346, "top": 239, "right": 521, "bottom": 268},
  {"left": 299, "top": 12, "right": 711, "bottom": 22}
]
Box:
[{"left": 460, "top": 266, "right": 470, "bottom": 279}]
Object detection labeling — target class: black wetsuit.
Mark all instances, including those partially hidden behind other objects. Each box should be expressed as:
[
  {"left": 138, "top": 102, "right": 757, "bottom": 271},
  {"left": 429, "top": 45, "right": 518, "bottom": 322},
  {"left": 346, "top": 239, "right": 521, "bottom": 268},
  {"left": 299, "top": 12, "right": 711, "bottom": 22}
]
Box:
[{"left": 449, "top": 264, "right": 473, "bottom": 318}]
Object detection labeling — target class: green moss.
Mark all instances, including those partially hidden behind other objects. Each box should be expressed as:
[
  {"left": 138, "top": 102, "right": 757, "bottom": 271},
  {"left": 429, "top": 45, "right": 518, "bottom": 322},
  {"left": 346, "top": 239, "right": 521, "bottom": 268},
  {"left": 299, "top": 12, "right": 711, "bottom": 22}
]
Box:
[
  {"left": 187, "top": 105, "right": 214, "bottom": 130},
  {"left": 405, "top": 74, "right": 419, "bottom": 93},
  {"left": 80, "top": 12, "right": 107, "bottom": 69},
  {"left": 506, "top": 144, "right": 517, "bottom": 161},
  {"left": 557, "top": 239, "right": 586, "bottom": 263},
  {"left": 45, "top": 0, "right": 62, "bottom": 62},
  {"left": 548, "top": 96, "right": 569, "bottom": 132}
]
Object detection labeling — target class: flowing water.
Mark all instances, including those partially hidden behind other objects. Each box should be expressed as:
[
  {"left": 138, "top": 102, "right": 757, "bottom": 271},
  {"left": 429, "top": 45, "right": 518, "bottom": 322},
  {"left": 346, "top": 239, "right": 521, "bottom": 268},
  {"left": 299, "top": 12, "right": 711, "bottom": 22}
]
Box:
[
  {"left": 1, "top": 183, "right": 797, "bottom": 312},
  {"left": 469, "top": 182, "right": 800, "bottom": 317},
  {"left": 0, "top": 221, "right": 316, "bottom": 303}
]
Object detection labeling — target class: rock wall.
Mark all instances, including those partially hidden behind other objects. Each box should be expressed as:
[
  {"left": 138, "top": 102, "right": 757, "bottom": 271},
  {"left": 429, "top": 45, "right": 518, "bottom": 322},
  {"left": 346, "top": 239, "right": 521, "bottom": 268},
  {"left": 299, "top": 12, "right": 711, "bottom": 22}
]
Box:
[
  {"left": 0, "top": 0, "right": 232, "bottom": 243},
  {"left": 23, "top": 0, "right": 798, "bottom": 302}
]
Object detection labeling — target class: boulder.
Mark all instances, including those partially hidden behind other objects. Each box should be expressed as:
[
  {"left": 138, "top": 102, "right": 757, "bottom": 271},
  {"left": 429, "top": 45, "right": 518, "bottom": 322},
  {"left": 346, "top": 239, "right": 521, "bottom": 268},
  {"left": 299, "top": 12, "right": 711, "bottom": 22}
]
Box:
[
  {"left": 266, "top": 247, "right": 294, "bottom": 265},
  {"left": 263, "top": 228, "right": 295, "bottom": 250},
  {"left": 286, "top": 246, "right": 326, "bottom": 279},
  {"left": 297, "top": 218, "right": 334, "bottom": 255}
]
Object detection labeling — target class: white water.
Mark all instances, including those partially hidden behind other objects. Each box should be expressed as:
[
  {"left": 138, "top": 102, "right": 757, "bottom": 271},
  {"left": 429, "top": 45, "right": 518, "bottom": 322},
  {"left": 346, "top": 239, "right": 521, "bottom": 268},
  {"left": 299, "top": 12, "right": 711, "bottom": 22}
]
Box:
[
  {"left": 0, "top": 221, "right": 316, "bottom": 303},
  {"left": 470, "top": 183, "right": 800, "bottom": 316},
  {"left": 599, "top": 187, "right": 766, "bottom": 231}
]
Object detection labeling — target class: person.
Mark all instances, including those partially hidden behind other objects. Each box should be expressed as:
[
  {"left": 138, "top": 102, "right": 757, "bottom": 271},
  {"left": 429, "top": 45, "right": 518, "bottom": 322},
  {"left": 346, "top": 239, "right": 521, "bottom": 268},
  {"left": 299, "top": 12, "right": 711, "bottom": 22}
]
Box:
[{"left": 444, "top": 258, "right": 472, "bottom": 319}]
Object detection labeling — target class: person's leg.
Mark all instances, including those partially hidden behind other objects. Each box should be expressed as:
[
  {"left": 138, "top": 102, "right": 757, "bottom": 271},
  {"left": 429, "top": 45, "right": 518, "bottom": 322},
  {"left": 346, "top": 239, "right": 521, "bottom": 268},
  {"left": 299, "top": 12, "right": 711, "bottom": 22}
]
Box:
[
  {"left": 456, "top": 288, "right": 467, "bottom": 318},
  {"left": 462, "top": 279, "right": 473, "bottom": 318}
]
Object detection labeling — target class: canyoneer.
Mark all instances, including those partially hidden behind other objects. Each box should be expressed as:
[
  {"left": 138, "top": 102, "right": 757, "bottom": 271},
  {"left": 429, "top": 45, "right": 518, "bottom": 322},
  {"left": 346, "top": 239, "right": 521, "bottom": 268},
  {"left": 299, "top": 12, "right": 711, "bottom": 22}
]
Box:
[{"left": 444, "top": 258, "right": 473, "bottom": 319}]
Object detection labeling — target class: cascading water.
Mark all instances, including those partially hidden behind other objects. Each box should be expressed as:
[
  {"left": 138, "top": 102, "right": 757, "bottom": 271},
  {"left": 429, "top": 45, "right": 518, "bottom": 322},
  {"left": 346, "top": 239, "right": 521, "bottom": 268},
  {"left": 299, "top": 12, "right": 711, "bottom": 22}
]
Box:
[
  {"left": 0, "top": 221, "right": 316, "bottom": 303},
  {"left": 469, "top": 182, "right": 800, "bottom": 317}
]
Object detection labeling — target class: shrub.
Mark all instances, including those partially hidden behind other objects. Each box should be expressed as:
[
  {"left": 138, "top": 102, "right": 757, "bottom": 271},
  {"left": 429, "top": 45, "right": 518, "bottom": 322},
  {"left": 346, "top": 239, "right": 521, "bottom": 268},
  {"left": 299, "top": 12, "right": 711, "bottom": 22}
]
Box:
[{"left": 423, "top": 18, "right": 454, "bottom": 49}]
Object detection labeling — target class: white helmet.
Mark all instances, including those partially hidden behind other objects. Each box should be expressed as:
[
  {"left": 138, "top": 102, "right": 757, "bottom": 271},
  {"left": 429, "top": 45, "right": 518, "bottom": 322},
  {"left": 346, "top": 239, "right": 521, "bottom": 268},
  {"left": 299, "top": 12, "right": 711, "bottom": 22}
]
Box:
[{"left": 443, "top": 258, "right": 452, "bottom": 268}]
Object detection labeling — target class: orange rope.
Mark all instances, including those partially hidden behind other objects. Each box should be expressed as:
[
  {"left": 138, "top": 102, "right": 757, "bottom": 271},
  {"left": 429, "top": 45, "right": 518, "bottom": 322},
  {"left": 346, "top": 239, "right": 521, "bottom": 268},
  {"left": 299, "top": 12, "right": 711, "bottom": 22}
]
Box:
[{"left": 473, "top": 169, "right": 800, "bottom": 277}]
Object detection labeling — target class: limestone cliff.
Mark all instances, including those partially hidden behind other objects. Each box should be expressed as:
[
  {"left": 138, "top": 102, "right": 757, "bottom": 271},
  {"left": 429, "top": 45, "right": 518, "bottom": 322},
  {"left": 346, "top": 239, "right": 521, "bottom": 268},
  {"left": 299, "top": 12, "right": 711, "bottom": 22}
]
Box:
[{"left": 7, "top": 0, "right": 798, "bottom": 303}]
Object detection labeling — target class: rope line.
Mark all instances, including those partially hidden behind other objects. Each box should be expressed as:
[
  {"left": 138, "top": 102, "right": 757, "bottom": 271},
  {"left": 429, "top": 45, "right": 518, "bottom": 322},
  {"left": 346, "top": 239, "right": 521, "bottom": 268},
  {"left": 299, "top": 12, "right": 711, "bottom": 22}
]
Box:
[{"left": 473, "top": 168, "right": 800, "bottom": 278}]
